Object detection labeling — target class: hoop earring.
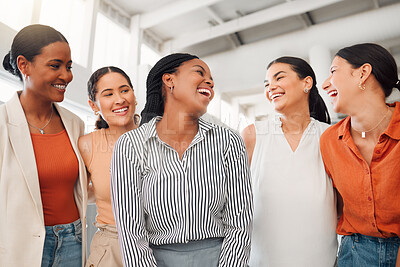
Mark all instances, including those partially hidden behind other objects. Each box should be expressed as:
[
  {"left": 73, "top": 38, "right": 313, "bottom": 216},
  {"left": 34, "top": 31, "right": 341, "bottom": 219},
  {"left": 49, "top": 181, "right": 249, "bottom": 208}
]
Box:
[
  {"left": 304, "top": 88, "right": 309, "bottom": 94},
  {"left": 94, "top": 111, "right": 99, "bottom": 116},
  {"left": 134, "top": 114, "right": 141, "bottom": 125},
  {"left": 359, "top": 82, "right": 366, "bottom": 91}
]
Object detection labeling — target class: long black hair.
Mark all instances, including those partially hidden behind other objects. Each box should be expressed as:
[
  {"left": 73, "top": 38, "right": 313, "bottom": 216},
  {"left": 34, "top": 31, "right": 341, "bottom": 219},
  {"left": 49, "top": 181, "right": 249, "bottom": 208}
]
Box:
[
  {"left": 267, "top": 56, "right": 331, "bottom": 124},
  {"left": 3, "top": 24, "right": 68, "bottom": 81},
  {"left": 140, "top": 53, "right": 199, "bottom": 125},
  {"left": 336, "top": 43, "right": 400, "bottom": 97},
  {"left": 87, "top": 66, "right": 139, "bottom": 129}
]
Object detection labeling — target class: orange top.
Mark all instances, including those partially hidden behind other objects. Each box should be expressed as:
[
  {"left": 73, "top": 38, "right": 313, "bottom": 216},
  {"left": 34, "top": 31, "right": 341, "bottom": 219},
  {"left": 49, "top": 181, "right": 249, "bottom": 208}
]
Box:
[
  {"left": 87, "top": 129, "right": 116, "bottom": 225},
  {"left": 31, "top": 130, "right": 80, "bottom": 226},
  {"left": 320, "top": 102, "right": 400, "bottom": 238}
]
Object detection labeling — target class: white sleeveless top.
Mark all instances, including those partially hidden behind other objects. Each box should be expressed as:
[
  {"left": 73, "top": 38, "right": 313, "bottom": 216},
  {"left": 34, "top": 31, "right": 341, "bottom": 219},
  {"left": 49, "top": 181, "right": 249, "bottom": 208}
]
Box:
[{"left": 249, "top": 116, "right": 337, "bottom": 267}]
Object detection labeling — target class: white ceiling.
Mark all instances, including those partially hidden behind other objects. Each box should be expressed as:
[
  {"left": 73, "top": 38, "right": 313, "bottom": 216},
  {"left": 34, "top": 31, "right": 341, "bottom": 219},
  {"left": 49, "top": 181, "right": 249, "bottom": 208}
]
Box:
[
  {"left": 107, "top": 0, "right": 400, "bottom": 58},
  {"left": 103, "top": 0, "right": 400, "bottom": 120}
]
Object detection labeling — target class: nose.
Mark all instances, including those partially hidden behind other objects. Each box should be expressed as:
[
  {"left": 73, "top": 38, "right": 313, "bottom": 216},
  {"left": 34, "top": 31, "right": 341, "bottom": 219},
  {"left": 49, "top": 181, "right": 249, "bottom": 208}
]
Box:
[
  {"left": 322, "top": 76, "right": 331, "bottom": 91},
  {"left": 205, "top": 78, "right": 214, "bottom": 89},
  {"left": 115, "top": 92, "right": 125, "bottom": 104},
  {"left": 60, "top": 67, "right": 73, "bottom": 83}
]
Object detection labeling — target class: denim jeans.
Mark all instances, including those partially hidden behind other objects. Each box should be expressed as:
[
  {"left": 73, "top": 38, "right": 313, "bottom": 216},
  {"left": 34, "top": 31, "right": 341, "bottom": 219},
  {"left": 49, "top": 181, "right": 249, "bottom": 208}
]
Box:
[
  {"left": 41, "top": 219, "right": 82, "bottom": 267},
  {"left": 150, "top": 238, "right": 223, "bottom": 267},
  {"left": 338, "top": 234, "right": 400, "bottom": 267}
]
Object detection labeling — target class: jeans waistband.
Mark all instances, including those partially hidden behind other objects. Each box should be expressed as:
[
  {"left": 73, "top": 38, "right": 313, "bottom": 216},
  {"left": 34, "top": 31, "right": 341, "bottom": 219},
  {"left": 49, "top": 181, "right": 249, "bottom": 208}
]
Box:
[
  {"left": 150, "top": 237, "right": 223, "bottom": 252},
  {"left": 45, "top": 219, "right": 81, "bottom": 236},
  {"left": 352, "top": 233, "right": 400, "bottom": 243},
  {"left": 94, "top": 222, "right": 118, "bottom": 236}
]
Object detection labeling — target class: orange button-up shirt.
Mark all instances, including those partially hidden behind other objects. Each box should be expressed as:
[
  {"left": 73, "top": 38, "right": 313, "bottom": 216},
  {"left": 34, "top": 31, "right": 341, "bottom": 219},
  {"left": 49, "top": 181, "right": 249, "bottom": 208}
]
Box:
[{"left": 320, "top": 102, "right": 400, "bottom": 238}]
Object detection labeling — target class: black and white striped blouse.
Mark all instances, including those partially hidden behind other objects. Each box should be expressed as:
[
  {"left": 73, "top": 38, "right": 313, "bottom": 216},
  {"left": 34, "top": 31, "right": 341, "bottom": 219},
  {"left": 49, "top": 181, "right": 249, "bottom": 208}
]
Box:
[{"left": 110, "top": 116, "right": 253, "bottom": 267}]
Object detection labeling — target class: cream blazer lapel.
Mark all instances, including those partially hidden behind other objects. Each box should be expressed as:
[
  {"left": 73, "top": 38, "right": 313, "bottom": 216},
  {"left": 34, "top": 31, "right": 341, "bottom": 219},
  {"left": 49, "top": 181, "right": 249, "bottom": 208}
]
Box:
[{"left": 5, "top": 93, "right": 44, "bottom": 224}]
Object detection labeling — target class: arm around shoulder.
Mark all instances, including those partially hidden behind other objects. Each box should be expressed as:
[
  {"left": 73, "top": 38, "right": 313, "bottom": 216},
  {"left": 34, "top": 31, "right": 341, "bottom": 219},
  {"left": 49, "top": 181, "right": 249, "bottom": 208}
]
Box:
[{"left": 241, "top": 124, "right": 256, "bottom": 164}]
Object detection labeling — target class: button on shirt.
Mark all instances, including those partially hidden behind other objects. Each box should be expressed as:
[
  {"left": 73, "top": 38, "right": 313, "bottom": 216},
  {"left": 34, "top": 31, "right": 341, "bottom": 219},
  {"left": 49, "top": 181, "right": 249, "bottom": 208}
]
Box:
[
  {"left": 320, "top": 102, "right": 400, "bottom": 238},
  {"left": 111, "top": 117, "right": 253, "bottom": 267}
]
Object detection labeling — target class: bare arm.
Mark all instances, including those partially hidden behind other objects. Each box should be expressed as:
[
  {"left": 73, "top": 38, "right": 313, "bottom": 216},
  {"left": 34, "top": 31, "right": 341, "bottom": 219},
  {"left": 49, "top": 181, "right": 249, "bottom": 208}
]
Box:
[
  {"left": 78, "top": 133, "right": 95, "bottom": 203},
  {"left": 396, "top": 248, "right": 400, "bottom": 267},
  {"left": 241, "top": 124, "right": 256, "bottom": 165}
]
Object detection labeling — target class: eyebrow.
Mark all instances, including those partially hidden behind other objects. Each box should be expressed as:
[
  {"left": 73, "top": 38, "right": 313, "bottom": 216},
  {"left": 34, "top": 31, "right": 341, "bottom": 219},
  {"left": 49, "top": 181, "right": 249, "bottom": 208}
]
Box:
[
  {"left": 193, "top": 65, "right": 213, "bottom": 81},
  {"left": 264, "top": 71, "right": 286, "bottom": 83},
  {"left": 100, "top": 84, "right": 130, "bottom": 94},
  {"left": 49, "top": 59, "right": 73, "bottom": 64}
]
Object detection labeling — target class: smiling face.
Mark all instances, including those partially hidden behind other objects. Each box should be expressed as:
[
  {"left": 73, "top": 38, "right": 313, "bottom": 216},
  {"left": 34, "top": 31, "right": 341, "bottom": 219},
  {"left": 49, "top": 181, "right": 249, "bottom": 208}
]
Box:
[
  {"left": 264, "top": 62, "right": 310, "bottom": 115},
  {"left": 322, "top": 56, "right": 360, "bottom": 114},
  {"left": 165, "top": 58, "right": 214, "bottom": 117},
  {"left": 90, "top": 72, "right": 136, "bottom": 128},
  {"left": 22, "top": 41, "right": 73, "bottom": 102}
]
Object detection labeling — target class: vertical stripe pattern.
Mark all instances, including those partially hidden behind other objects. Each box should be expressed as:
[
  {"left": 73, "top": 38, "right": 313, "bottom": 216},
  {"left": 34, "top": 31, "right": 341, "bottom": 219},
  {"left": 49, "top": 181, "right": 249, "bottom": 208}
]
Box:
[{"left": 110, "top": 116, "right": 253, "bottom": 267}]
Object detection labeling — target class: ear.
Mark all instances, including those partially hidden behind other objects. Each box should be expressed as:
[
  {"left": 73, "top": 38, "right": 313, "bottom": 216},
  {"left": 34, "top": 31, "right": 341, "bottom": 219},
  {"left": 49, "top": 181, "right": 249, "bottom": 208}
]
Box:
[
  {"left": 304, "top": 76, "right": 313, "bottom": 91},
  {"left": 17, "top": 55, "right": 29, "bottom": 77},
  {"left": 359, "top": 63, "right": 372, "bottom": 83},
  {"left": 162, "top": 73, "right": 174, "bottom": 88},
  {"left": 88, "top": 100, "right": 99, "bottom": 113}
]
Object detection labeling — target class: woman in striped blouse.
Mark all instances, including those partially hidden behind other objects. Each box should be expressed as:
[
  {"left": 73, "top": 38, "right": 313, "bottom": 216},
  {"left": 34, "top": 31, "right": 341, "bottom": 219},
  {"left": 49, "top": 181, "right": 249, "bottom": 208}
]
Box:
[{"left": 110, "top": 53, "right": 253, "bottom": 267}]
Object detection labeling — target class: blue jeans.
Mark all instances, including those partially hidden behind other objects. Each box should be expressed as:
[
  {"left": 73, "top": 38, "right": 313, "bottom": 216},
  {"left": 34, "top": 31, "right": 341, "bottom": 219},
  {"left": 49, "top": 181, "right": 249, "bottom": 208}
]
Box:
[
  {"left": 338, "top": 234, "right": 400, "bottom": 267},
  {"left": 41, "top": 219, "right": 82, "bottom": 267},
  {"left": 150, "top": 238, "right": 223, "bottom": 267}
]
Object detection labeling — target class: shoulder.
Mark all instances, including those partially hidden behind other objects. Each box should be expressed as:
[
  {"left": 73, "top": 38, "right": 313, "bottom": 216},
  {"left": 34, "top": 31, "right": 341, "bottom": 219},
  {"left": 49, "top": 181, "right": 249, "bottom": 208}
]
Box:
[
  {"left": 241, "top": 124, "right": 256, "bottom": 148},
  {"left": 56, "top": 104, "right": 84, "bottom": 124},
  {"left": 78, "top": 132, "right": 93, "bottom": 151},
  {"left": 320, "top": 118, "right": 345, "bottom": 141},
  {"left": 78, "top": 132, "right": 93, "bottom": 164}
]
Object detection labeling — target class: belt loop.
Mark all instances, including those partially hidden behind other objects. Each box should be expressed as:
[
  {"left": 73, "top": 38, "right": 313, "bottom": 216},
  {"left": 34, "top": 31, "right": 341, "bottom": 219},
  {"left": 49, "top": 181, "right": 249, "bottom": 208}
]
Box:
[{"left": 354, "top": 234, "right": 359, "bottom": 243}]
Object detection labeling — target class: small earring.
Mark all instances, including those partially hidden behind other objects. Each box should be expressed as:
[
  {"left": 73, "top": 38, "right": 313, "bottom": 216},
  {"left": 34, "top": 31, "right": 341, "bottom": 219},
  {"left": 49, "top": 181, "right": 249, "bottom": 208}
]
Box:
[
  {"left": 170, "top": 86, "right": 174, "bottom": 93},
  {"left": 304, "top": 88, "right": 309, "bottom": 94},
  {"left": 359, "top": 82, "right": 366, "bottom": 91},
  {"left": 94, "top": 111, "right": 99, "bottom": 116}
]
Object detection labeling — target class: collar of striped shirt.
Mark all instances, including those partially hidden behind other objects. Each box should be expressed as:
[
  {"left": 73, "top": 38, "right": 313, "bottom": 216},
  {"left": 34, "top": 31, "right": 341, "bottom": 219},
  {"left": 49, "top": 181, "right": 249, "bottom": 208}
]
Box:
[{"left": 143, "top": 116, "right": 216, "bottom": 143}]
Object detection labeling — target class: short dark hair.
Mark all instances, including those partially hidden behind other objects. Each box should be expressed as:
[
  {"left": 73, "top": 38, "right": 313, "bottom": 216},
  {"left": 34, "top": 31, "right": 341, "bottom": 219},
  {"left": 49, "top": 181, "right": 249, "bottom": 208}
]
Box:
[
  {"left": 336, "top": 43, "right": 399, "bottom": 97},
  {"left": 87, "top": 66, "right": 136, "bottom": 129},
  {"left": 140, "top": 53, "right": 199, "bottom": 125},
  {"left": 3, "top": 24, "right": 68, "bottom": 81},
  {"left": 267, "top": 56, "right": 331, "bottom": 124}
]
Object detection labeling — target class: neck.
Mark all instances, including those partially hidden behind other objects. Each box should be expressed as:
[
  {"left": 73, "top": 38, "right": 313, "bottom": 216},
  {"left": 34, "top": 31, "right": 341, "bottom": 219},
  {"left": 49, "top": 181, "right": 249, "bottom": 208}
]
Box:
[
  {"left": 350, "top": 101, "right": 391, "bottom": 139},
  {"left": 157, "top": 111, "right": 199, "bottom": 142},
  {"left": 280, "top": 110, "right": 311, "bottom": 134},
  {"left": 19, "top": 90, "right": 53, "bottom": 119}
]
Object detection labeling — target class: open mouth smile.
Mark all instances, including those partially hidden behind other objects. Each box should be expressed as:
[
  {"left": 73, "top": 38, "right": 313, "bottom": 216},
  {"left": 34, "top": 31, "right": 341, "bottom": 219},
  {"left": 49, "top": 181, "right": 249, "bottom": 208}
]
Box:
[{"left": 197, "top": 88, "right": 212, "bottom": 99}]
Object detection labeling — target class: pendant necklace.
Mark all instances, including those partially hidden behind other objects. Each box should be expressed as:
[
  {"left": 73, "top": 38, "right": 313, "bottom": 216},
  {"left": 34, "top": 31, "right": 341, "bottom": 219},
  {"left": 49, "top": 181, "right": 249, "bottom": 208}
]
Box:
[
  {"left": 27, "top": 106, "right": 54, "bottom": 134},
  {"left": 351, "top": 106, "right": 390, "bottom": 138}
]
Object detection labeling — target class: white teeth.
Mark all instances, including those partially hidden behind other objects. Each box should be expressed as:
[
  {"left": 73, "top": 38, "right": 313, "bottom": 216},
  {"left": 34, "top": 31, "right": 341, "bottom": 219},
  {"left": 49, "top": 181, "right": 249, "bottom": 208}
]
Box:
[
  {"left": 197, "top": 88, "right": 211, "bottom": 98},
  {"left": 270, "top": 93, "right": 284, "bottom": 100},
  {"left": 113, "top": 107, "right": 128, "bottom": 113},
  {"left": 328, "top": 90, "right": 338, "bottom": 97},
  {"left": 53, "top": 84, "right": 67, "bottom": 89}
]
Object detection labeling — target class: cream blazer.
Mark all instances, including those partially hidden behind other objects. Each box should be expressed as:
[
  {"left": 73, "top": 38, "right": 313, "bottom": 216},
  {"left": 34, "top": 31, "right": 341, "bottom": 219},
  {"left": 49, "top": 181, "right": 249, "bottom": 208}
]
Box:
[{"left": 0, "top": 92, "right": 87, "bottom": 267}]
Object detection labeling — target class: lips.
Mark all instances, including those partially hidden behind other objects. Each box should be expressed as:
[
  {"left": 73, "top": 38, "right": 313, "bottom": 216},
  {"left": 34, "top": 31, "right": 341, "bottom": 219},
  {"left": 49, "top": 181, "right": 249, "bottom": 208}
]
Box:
[
  {"left": 52, "top": 84, "right": 67, "bottom": 91},
  {"left": 327, "top": 90, "right": 338, "bottom": 97},
  {"left": 112, "top": 107, "right": 128, "bottom": 114},
  {"left": 269, "top": 92, "right": 284, "bottom": 101},
  {"left": 197, "top": 88, "right": 212, "bottom": 99}
]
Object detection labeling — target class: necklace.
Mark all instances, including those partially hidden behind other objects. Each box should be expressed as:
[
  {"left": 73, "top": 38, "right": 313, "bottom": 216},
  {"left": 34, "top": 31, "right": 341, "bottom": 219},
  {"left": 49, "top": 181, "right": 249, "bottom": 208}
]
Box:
[
  {"left": 351, "top": 106, "right": 390, "bottom": 138},
  {"left": 27, "top": 106, "right": 54, "bottom": 134}
]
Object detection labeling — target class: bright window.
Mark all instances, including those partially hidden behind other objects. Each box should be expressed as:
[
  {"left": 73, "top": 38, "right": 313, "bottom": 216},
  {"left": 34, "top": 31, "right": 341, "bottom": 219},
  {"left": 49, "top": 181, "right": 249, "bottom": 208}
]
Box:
[
  {"left": 141, "top": 44, "right": 161, "bottom": 67},
  {"left": 0, "top": 0, "right": 33, "bottom": 31},
  {"left": 0, "top": 72, "right": 21, "bottom": 103},
  {"left": 92, "top": 13, "right": 130, "bottom": 72},
  {"left": 39, "top": 0, "right": 90, "bottom": 67}
]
